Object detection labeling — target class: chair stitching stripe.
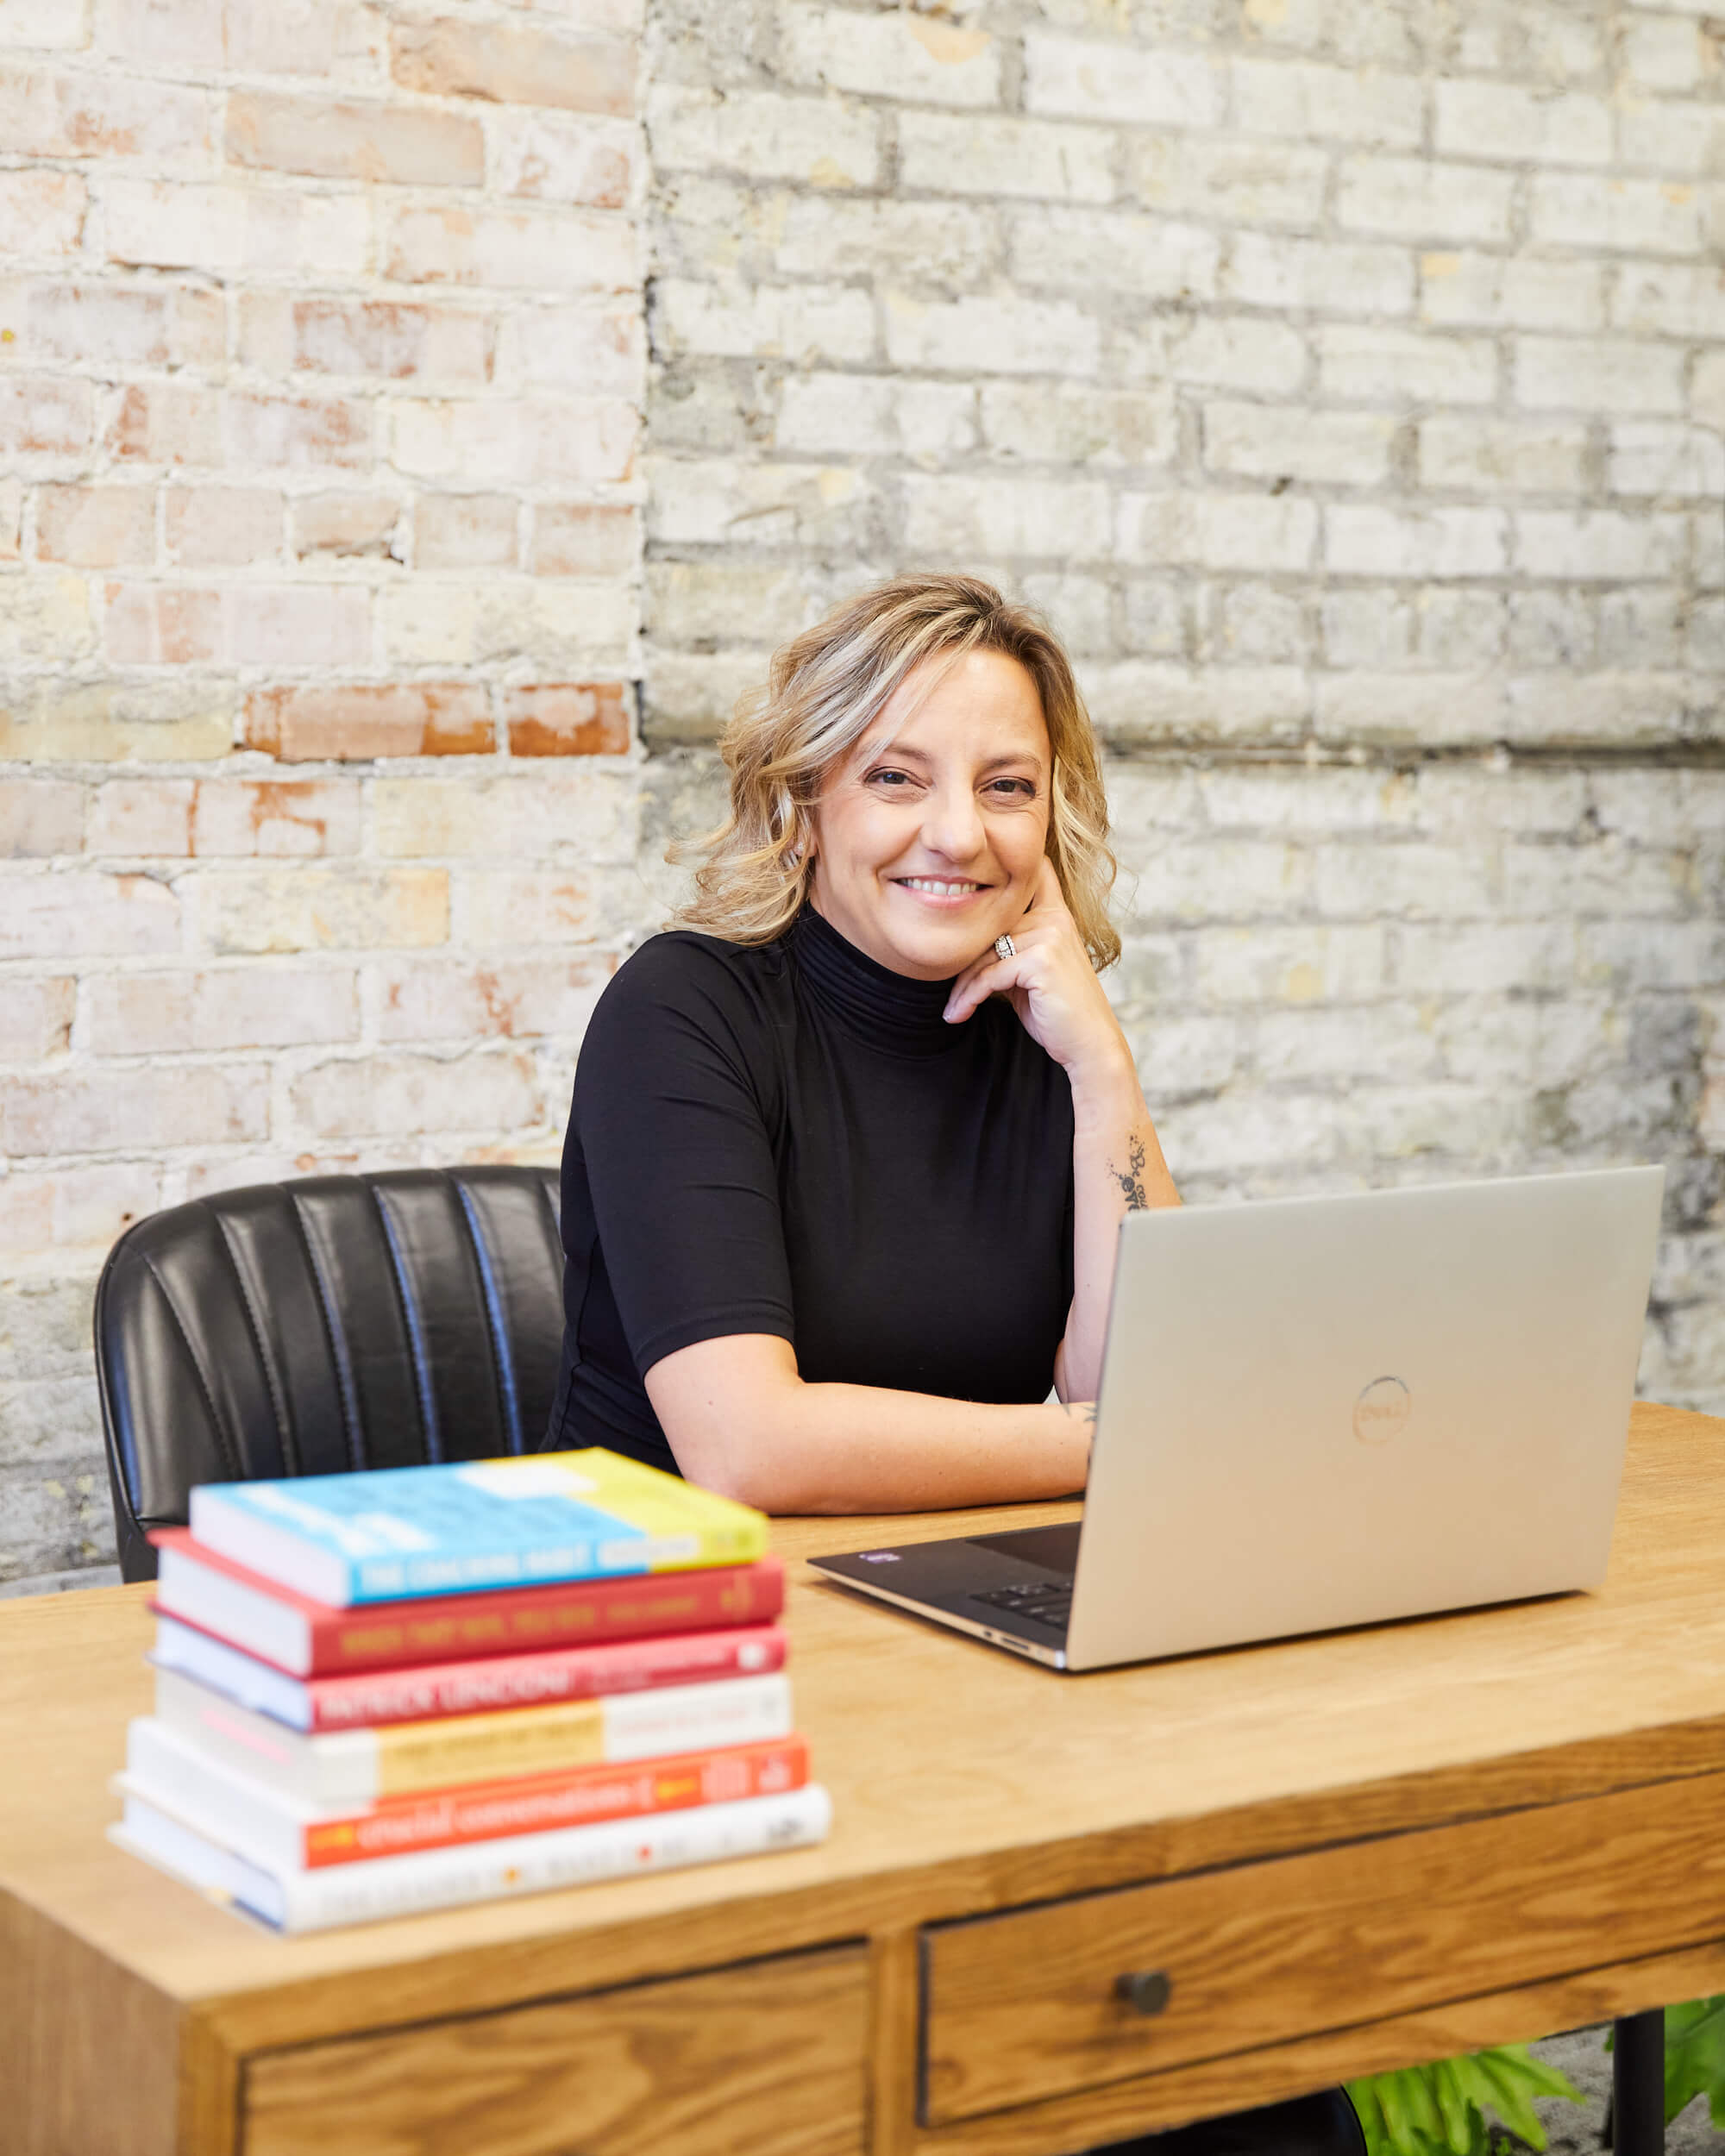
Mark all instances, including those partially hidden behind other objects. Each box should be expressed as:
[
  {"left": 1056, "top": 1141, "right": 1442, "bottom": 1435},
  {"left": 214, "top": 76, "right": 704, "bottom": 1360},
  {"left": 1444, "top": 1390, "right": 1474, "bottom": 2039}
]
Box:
[
  {"left": 454, "top": 1176, "right": 523, "bottom": 1455},
  {"left": 288, "top": 1193, "right": 364, "bottom": 1474},
  {"left": 141, "top": 1236, "right": 245, "bottom": 1485},
  {"left": 372, "top": 1183, "right": 442, "bottom": 1465},
  {"left": 212, "top": 1212, "right": 298, "bottom": 1478}
]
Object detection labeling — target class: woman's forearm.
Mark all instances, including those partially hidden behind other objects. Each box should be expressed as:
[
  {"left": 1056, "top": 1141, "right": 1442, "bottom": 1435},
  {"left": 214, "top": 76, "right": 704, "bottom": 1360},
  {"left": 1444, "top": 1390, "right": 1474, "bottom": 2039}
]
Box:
[
  {"left": 645, "top": 1334, "right": 1091, "bottom": 1514},
  {"left": 1058, "top": 1049, "right": 1179, "bottom": 1405}
]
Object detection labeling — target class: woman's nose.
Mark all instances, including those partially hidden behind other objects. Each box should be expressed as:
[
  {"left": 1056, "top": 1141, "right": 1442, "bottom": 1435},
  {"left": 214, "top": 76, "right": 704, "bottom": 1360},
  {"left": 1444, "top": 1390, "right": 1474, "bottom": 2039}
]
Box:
[{"left": 920, "top": 783, "right": 985, "bottom": 861}]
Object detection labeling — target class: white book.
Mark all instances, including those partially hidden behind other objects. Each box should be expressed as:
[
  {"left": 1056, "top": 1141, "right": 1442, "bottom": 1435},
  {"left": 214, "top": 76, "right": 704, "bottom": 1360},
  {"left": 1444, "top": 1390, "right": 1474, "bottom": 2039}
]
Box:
[
  {"left": 110, "top": 1783, "right": 833, "bottom": 1934},
  {"left": 152, "top": 1664, "right": 795, "bottom": 1807}
]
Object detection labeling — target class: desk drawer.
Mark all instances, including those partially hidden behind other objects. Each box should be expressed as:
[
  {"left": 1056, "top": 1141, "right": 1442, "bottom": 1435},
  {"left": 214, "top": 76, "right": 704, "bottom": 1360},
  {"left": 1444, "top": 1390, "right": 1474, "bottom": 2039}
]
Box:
[
  {"left": 920, "top": 1771, "right": 1725, "bottom": 2124},
  {"left": 242, "top": 1943, "right": 868, "bottom": 2156}
]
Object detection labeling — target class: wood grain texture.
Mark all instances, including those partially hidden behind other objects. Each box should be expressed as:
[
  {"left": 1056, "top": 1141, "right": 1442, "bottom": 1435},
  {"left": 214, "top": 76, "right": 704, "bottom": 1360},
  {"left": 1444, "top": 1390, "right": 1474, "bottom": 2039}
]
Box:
[
  {"left": 7, "top": 1402, "right": 1725, "bottom": 2154},
  {"left": 922, "top": 1766, "right": 1725, "bottom": 2121},
  {"left": 241, "top": 1945, "right": 870, "bottom": 2156}
]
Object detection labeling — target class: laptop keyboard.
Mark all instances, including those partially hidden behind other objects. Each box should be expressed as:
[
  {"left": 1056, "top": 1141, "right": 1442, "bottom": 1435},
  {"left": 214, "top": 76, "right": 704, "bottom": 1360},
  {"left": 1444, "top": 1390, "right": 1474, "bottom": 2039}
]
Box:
[{"left": 973, "top": 1578, "right": 1074, "bottom": 1632}]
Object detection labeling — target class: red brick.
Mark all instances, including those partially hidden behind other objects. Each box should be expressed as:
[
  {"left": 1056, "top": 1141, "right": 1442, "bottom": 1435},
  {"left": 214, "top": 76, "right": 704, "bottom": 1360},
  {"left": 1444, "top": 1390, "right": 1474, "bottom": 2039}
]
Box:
[
  {"left": 415, "top": 492, "right": 518, "bottom": 567},
  {"left": 243, "top": 684, "right": 494, "bottom": 761},
  {"left": 391, "top": 18, "right": 633, "bottom": 116},
  {"left": 0, "top": 375, "right": 91, "bottom": 456},
  {"left": 529, "top": 502, "right": 636, "bottom": 577},
  {"left": 0, "top": 779, "right": 83, "bottom": 856},
  {"left": 226, "top": 91, "right": 483, "bottom": 185},
  {"left": 0, "top": 63, "right": 211, "bottom": 162},
  {"left": 105, "top": 382, "right": 223, "bottom": 467},
  {"left": 102, "top": 583, "right": 222, "bottom": 664},
  {"left": 191, "top": 779, "right": 362, "bottom": 857},
  {"left": 35, "top": 485, "right": 156, "bottom": 567},
  {"left": 0, "top": 978, "right": 75, "bottom": 1062},
  {"left": 164, "top": 486, "right": 283, "bottom": 567},
  {"left": 505, "top": 682, "right": 629, "bottom": 756},
  {"left": 376, "top": 954, "right": 609, "bottom": 1042},
  {"left": 292, "top": 492, "right": 402, "bottom": 559},
  {"left": 225, "top": 391, "right": 372, "bottom": 470},
  {"left": 386, "top": 204, "right": 635, "bottom": 292},
  {"left": 8, "top": 281, "right": 222, "bottom": 369},
  {"left": 227, "top": 586, "right": 370, "bottom": 667},
  {"left": 493, "top": 112, "right": 635, "bottom": 206},
  {"left": 87, "top": 779, "right": 193, "bottom": 856},
  {"left": 0, "top": 171, "right": 85, "bottom": 257},
  {"left": 240, "top": 294, "right": 491, "bottom": 384}
]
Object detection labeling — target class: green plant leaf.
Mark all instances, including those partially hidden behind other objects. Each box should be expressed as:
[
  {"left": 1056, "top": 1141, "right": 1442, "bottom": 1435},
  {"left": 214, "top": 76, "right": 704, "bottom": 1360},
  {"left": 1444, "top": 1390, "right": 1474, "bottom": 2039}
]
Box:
[
  {"left": 1346, "top": 2046, "right": 1582, "bottom": 2156},
  {"left": 1661, "top": 1995, "right": 1725, "bottom": 2127}
]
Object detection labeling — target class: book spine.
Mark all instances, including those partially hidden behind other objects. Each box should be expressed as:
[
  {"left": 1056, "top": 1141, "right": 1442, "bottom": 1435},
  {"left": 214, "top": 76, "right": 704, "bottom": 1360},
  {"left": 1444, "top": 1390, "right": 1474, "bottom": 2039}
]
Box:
[
  {"left": 304, "top": 1734, "right": 809, "bottom": 1867},
  {"left": 310, "top": 1562, "right": 786, "bottom": 1676},
  {"left": 351, "top": 1520, "right": 768, "bottom": 1604},
  {"left": 305, "top": 1625, "right": 788, "bottom": 1731},
  {"left": 273, "top": 1785, "right": 832, "bottom": 1932}
]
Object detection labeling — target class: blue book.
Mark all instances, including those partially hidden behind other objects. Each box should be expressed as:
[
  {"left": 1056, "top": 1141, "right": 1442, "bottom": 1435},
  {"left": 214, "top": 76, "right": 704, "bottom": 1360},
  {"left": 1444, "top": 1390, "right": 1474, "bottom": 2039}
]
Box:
[{"left": 185, "top": 1451, "right": 769, "bottom": 1609}]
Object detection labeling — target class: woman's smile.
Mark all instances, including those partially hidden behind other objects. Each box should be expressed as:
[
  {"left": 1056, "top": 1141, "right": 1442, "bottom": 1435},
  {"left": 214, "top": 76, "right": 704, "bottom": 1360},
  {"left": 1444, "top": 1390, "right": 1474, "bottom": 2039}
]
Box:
[{"left": 892, "top": 875, "right": 991, "bottom": 906}]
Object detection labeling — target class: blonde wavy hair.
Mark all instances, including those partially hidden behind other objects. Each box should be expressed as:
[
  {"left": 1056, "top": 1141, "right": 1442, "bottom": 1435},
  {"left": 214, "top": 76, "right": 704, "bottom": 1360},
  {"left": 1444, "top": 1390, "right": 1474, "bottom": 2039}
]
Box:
[{"left": 675, "top": 573, "right": 1120, "bottom": 971}]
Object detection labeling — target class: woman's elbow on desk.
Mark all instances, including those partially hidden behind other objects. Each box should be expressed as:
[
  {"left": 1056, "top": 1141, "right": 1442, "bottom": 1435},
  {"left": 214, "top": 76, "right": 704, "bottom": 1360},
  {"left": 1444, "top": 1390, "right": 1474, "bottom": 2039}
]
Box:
[{"left": 643, "top": 1333, "right": 825, "bottom": 1514}]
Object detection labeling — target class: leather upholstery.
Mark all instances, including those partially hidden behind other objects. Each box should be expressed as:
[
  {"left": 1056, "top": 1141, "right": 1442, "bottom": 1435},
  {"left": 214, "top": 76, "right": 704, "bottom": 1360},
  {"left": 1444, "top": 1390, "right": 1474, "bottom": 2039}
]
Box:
[{"left": 94, "top": 1167, "right": 564, "bottom": 1583}]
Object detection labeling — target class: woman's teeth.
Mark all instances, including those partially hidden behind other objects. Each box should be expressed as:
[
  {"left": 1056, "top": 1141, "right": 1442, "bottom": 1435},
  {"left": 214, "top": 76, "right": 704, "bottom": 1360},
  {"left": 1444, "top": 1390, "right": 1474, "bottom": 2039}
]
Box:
[{"left": 900, "top": 879, "right": 980, "bottom": 897}]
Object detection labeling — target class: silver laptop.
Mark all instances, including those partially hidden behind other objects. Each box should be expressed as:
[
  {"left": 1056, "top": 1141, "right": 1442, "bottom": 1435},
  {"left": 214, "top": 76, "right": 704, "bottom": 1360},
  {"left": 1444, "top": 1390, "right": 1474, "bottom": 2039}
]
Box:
[{"left": 808, "top": 1168, "right": 1665, "bottom": 1671}]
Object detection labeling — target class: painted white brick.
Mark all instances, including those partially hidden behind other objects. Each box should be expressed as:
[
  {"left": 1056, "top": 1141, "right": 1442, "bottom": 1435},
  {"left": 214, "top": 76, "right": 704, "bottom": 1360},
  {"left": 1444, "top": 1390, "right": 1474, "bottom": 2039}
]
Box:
[
  {"left": 897, "top": 113, "right": 1114, "bottom": 203},
  {"left": 1230, "top": 57, "right": 1423, "bottom": 148},
  {"left": 1019, "top": 572, "right": 1113, "bottom": 655},
  {"left": 1024, "top": 32, "right": 1220, "bottom": 129},
  {"left": 1433, "top": 80, "right": 1612, "bottom": 166},
  {"left": 388, "top": 397, "right": 637, "bottom": 484},
  {"left": 1337, "top": 158, "right": 1515, "bottom": 244},
  {"left": 1514, "top": 510, "right": 1690, "bottom": 581},
  {"left": 1615, "top": 101, "right": 1725, "bottom": 178},
  {"left": 1127, "top": 837, "right": 1311, "bottom": 920},
  {"left": 775, "top": 197, "right": 998, "bottom": 284},
  {"left": 1254, "top": 1003, "right": 1441, "bottom": 1085},
  {"left": 1116, "top": 490, "right": 1319, "bottom": 573},
  {"left": 776, "top": 374, "right": 977, "bottom": 461},
  {"left": 1195, "top": 924, "right": 1387, "bottom": 1006},
  {"left": 1011, "top": 209, "right": 1219, "bottom": 301},
  {"left": 1419, "top": 251, "right": 1605, "bottom": 332},
  {"left": 646, "top": 85, "right": 879, "bottom": 188},
  {"left": 1609, "top": 423, "right": 1725, "bottom": 499},
  {"left": 1326, "top": 505, "right": 1508, "bottom": 578},
  {"left": 1082, "top": 663, "right": 1309, "bottom": 745},
  {"left": 980, "top": 383, "right": 1176, "bottom": 468},
  {"left": 1418, "top": 417, "right": 1589, "bottom": 494},
  {"left": 1316, "top": 325, "right": 1497, "bottom": 405},
  {"left": 1312, "top": 673, "right": 1513, "bottom": 745},
  {"left": 777, "top": 4, "right": 1002, "bottom": 108},
  {"left": 1529, "top": 172, "right": 1713, "bottom": 256},
  {"left": 1226, "top": 233, "right": 1414, "bottom": 317},
  {"left": 1513, "top": 336, "right": 1686, "bottom": 416},
  {"left": 1203, "top": 401, "right": 1395, "bottom": 486},
  {"left": 1611, "top": 263, "right": 1725, "bottom": 340},
  {"left": 1620, "top": 14, "right": 1710, "bottom": 91},
  {"left": 1313, "top": 842, "right": 1498, "bottom": 920},
  {"left": 1129, "top": 136, "right": 1328, "bottom": 228},
  {"left": 883, "top": 291, "right": 1100, "bottom": 378},
  {"left": 646, "top": 455, "right": 875, "bottom": 551},
  {"left": 1144, "top": 314, "right": 1309, "bottom": 393},
  {"left": 103, "top": 178, "right": 371, "bottom": 279},
  {"left": 1209, "top": 582, "right": 1313, "bottom": 664},
  {"left": 652, "top": 279, "right": 876, "bottom": 364},
  {"left": 1394, "top": 921, "right": 1576, "bottom": 995},
  {"left": 1120, "top": 578, "right": 1187, "bottom": 655},
  {"left": 1696, "top": 351, "right": 1725, "bottom": 430},
  {"left": 900, "top": 473, "right": 1112, "bottom": 560}
]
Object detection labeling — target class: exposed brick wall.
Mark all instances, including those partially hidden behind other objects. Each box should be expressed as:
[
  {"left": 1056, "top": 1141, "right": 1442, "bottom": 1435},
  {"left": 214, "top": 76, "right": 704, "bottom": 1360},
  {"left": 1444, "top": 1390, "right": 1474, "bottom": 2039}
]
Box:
[
  {"left": 3, "top": 0, "right": 1725, "bottom": 1589},
  {"left": 0, "top": 0, "right": 644, "bottom": 1583},
  {"left": 641, "top": 4, "right": 1725, "bottom": 1408}
]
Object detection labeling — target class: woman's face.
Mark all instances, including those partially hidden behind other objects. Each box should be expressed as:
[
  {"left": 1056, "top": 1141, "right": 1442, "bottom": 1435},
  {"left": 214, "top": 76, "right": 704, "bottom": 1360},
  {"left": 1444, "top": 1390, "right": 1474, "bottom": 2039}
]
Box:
[{"left": 808, "top": 649, "right": 1052, "bottom": 981}]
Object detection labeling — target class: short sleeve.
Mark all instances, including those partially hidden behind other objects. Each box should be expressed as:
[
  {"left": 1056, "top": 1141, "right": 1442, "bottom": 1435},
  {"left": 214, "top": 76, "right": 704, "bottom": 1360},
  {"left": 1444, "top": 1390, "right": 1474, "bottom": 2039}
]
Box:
[{"left": 572, "top": 938, "right": 795, "bottom": 1378}]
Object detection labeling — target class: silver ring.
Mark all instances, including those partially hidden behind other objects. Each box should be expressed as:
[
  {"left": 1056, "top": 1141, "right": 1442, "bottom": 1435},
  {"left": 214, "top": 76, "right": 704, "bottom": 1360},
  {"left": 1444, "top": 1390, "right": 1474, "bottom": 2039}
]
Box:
[{"left": 994, "top": 935, "right": 1017, "bottom": 961}]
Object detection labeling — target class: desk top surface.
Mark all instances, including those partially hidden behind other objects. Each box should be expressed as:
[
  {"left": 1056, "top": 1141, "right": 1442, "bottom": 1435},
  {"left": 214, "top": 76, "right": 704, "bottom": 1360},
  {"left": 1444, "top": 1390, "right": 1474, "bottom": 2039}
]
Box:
[{"left": 5, "top": 1401, "right": 1724, "bottom": 2028}]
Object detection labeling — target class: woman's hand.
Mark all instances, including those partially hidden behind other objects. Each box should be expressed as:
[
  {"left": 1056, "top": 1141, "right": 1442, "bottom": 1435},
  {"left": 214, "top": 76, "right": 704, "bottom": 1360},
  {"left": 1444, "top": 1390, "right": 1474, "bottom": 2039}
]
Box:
[{"left": 943, "top": 857, "right": 1132, "bottom": 1088}]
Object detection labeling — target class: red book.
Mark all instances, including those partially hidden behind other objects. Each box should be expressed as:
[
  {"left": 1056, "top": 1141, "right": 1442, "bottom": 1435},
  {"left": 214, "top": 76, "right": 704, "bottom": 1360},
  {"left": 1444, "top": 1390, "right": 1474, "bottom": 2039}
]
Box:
[
  {"left": 123, "top": 1716, "right": 811, "bottom": 1871},
  {"left": 148, "top": 1527, "right": 786, "bottom": 1677},
  {"left": 152, "top": 1610, "right": 789, "bottom": 1733}
]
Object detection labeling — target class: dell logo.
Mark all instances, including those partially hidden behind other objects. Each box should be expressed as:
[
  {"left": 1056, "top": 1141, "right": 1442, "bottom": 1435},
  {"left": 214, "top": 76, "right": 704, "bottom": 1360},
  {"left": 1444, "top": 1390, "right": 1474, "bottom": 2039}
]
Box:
[{"left": 1353, "top": 1376, "right": 1412, "bottom": 1444}]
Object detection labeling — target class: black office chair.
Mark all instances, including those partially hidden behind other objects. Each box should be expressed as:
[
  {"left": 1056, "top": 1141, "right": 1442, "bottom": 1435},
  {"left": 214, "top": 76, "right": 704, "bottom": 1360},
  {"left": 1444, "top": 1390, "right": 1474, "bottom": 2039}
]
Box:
[{"left": 94, "top": 1167, "right": 564, "bottom": 1583}]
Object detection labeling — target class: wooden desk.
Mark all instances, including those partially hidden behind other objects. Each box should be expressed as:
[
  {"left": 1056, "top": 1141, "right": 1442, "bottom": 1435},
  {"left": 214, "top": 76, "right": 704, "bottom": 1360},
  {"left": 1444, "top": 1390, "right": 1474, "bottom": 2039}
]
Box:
[{"left": 9, "top": 1401, "right": 1725, "bottom": 2156}]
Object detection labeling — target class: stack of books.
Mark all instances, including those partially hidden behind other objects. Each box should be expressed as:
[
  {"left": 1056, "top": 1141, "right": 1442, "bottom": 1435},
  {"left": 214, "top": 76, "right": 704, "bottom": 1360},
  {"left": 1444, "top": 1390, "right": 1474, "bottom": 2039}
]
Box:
[{"left": 110, "top": 1451, "right": 829, "bottom": 1933}]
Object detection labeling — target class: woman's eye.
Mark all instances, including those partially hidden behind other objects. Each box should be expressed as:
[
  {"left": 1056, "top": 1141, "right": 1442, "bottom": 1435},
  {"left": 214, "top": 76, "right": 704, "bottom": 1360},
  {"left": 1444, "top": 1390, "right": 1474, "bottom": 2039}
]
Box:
[
  {"left": 867, "top": 768, "right": 913, "bottom": 789},
  {"left": 987, "top": 778, "right": 1036, "bottom": 799}
]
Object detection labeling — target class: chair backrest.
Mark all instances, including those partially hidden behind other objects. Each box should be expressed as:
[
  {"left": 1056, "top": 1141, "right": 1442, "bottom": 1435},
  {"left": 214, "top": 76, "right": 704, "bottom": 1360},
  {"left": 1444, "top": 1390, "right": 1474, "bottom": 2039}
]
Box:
[{"left": 94, "top": 1166, "right": 564, "bottom": 1583}]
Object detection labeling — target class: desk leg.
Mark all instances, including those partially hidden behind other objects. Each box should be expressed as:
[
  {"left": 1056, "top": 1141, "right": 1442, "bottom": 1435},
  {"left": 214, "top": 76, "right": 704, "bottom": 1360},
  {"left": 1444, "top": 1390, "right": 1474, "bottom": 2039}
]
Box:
[{"left": 1612, "top": 2011, "right": 1665, "bottom": 2156}]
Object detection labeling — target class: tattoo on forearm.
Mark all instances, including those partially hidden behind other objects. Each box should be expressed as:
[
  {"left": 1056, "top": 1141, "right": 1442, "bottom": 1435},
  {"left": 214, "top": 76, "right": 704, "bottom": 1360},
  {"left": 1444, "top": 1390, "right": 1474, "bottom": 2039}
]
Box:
[
  {"left": 1111, "top": 1134, "right": 1149, "bottom": 1211},
  {"left": 1064, "top": 1401, "right": 1096, "bottom": 1435}
]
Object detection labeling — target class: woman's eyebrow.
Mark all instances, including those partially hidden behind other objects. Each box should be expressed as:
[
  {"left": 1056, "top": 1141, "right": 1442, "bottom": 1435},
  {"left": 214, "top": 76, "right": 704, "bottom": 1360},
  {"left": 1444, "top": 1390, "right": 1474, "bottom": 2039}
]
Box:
[{"left": 976, "top": 753, "right": 1045, "bottom": 775}]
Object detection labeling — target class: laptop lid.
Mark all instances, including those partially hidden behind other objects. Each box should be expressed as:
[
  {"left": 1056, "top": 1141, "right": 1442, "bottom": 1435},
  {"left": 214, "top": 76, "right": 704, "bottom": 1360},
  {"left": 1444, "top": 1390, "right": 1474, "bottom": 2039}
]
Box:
[{"left": 1063, "top": 1166, "right": 1664, "bottom": 1671}]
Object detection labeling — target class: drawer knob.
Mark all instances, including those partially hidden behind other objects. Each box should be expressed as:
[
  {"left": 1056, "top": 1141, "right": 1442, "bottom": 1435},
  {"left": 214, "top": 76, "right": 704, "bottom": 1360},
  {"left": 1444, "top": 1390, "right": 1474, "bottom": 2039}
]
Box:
[{"left": 1115, "top": 1970, "right": 1172, "bottom": 2016}]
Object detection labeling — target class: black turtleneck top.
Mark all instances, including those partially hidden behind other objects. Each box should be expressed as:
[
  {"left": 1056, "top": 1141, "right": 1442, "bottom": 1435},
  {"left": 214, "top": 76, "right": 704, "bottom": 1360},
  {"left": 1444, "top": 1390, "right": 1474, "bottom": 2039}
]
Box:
[{"left": 543, "top": 909, "right": 1077, "bottom": 1474}]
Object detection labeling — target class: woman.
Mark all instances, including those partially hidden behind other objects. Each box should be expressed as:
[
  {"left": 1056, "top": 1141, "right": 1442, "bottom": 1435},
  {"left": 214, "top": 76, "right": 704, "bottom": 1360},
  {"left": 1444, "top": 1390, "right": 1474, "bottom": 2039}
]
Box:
[{"left": 543, "top": 573, "right": 1359, "bottom": 2156}]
